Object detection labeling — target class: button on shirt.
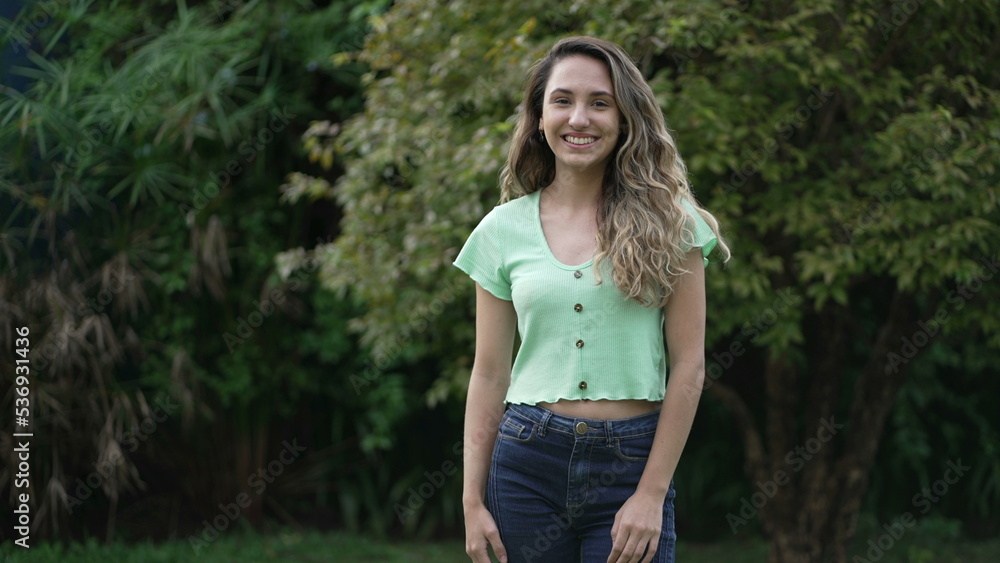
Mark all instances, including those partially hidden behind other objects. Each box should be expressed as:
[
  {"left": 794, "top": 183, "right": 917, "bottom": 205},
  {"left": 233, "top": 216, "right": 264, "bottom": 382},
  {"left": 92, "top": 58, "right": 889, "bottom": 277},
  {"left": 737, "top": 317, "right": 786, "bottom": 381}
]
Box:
[{"left": 453, "top": 189, "right": 718, "bottom": 405}]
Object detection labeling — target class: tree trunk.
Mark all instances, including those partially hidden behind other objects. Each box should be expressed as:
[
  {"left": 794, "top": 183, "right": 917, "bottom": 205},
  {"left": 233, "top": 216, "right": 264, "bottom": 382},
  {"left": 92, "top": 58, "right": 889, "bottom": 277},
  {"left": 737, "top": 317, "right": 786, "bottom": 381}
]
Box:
[
  {"left": 710, "top": 290, "right": 921, "bottom": 562},
  {"left": 828, "top": 291, "right": 920, "bottom": 561},
  {"left": 769, "top": 529, "right": 820, "bottom": 563}
]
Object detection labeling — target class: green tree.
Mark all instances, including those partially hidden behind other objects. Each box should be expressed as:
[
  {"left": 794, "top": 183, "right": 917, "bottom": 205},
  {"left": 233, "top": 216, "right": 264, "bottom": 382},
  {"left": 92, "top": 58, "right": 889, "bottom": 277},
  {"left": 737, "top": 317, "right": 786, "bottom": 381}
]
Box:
[
  {"left": 295, "top": 0, "right": 1000, "bottom": 560},
  {"left": 0, "top": 0, "right": 383, "bottom": 540}
]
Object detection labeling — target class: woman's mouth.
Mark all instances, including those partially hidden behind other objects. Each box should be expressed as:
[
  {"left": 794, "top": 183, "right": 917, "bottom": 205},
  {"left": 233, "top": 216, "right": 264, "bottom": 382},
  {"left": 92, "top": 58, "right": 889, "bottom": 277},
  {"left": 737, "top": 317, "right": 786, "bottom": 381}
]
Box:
[{"left": 563, "top": 135, "right": 598, "bottom": 148}]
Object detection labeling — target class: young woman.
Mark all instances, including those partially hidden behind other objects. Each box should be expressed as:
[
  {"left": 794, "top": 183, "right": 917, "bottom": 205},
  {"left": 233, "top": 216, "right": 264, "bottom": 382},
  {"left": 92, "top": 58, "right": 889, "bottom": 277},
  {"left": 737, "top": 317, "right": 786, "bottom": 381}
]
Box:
[{"left": 454, "top": 36, "right": 730, "bottom": 563}]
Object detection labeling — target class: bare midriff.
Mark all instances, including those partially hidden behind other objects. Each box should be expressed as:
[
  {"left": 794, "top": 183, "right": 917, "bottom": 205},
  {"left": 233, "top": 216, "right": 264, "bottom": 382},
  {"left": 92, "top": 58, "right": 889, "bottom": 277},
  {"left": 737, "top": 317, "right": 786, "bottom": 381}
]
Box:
[{"left": 537, "top": 398, "right": 662, "bottom": 420}]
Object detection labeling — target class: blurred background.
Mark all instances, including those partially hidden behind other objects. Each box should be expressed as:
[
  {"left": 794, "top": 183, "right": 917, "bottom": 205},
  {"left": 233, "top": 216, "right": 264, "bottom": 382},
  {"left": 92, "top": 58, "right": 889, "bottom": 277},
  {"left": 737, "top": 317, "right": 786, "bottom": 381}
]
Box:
[{"left": 1, "top": 0, "right": 998, "bottom": 561}]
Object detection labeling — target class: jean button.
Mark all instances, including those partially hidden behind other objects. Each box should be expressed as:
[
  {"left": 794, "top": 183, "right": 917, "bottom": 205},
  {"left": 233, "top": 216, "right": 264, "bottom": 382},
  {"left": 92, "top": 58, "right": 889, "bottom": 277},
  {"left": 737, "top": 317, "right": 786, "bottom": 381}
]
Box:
[{"left": 575, "top": 421, "right": 588, "bottom": 434}]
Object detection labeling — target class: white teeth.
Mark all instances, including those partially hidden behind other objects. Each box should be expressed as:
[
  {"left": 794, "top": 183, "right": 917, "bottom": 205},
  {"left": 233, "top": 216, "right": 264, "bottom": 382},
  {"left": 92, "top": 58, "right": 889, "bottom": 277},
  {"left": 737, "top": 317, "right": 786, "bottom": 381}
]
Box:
[{"left": 565, "top": 136, "right": 596, "bottom": 145}]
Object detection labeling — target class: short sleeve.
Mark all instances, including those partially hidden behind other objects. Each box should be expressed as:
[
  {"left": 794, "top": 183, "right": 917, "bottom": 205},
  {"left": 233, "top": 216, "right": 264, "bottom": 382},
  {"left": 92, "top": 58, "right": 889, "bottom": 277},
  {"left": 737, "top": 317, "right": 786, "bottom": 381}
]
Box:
[
  {"left": 453, "top": 214, "right": 512, "bottom": 301},
  {"left": 681, "top": 199, "right": 718, "bottom": 266}
]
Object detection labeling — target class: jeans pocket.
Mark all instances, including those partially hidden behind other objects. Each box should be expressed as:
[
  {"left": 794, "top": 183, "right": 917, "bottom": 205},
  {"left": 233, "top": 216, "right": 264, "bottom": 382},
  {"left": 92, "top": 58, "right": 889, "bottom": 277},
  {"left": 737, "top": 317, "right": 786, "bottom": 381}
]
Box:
[
  {"left": 613, "top": 433, "right": 654, "bottom": 462},
  {"left": 497, "top": 411, "right": 535, "bottom": 442}
]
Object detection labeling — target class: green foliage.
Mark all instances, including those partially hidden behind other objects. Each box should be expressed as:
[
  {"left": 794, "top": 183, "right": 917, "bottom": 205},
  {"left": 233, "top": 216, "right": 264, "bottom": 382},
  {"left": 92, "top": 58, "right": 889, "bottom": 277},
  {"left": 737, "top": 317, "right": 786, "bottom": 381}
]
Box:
[
  {"left": 850, "top": 514, "right": 973, "bottom": 562},
  {"left": 0, "top": 0, "right": 384, "bottom": 539},
  {"left": 868, "top": 336, "right": 1000, "bottom": 521}
]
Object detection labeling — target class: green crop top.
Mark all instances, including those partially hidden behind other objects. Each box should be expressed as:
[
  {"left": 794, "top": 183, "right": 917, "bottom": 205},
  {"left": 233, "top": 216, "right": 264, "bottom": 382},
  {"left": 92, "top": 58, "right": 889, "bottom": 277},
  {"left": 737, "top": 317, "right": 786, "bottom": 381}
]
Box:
[{"left": 453, "top": 189, "right": 717, "bottom": 405}]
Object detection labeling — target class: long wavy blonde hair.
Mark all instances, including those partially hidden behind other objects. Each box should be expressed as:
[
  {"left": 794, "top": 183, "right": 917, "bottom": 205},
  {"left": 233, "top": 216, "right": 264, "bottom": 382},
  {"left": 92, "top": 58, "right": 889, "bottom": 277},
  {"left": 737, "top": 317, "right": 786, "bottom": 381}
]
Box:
[{"left": 499, "top": 36, "right": 730, "bottom": 307}]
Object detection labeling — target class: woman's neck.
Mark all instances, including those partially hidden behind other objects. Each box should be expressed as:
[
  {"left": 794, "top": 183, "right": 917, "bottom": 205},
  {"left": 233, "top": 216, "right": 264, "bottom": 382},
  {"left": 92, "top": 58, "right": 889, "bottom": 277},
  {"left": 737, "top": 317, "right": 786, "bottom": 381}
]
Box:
[{"left": 544, "top": 168, "right": 604, "bottom": 212}]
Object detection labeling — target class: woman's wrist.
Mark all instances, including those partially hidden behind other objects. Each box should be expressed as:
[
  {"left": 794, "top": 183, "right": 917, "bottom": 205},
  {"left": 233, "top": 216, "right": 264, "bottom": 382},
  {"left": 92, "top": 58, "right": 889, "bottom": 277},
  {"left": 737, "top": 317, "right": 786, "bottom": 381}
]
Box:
[
  {"left": 463, "top": 492, "right": 487, "bottom": 511},
  {"left": 635, "top": 478, "right": 670, "bottom": 500}
]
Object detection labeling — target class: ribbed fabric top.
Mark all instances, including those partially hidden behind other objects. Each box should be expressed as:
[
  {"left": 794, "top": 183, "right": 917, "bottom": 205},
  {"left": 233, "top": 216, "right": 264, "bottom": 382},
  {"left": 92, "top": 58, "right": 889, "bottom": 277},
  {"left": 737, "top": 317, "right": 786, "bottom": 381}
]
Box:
[{"left": 453, "top": 188, "right": 717, "bottom": 405}]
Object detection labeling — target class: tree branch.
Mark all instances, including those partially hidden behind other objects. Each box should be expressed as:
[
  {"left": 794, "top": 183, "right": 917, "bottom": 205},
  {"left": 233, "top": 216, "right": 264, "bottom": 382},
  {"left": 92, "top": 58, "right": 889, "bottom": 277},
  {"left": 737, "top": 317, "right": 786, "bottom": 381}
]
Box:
[
  {"left": 708, "top": 380, "right": 769, "bottom": 489},
  {"left": 832, "top": 289, "right": 919, "bottom": 553}
]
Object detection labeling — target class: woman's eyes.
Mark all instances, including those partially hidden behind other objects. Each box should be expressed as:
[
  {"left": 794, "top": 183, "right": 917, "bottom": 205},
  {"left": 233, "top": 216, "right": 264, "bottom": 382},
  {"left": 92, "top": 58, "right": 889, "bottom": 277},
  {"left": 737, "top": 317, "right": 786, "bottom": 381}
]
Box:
[{"left": 552, "top": 98, "right": 612, "bottom": 107}]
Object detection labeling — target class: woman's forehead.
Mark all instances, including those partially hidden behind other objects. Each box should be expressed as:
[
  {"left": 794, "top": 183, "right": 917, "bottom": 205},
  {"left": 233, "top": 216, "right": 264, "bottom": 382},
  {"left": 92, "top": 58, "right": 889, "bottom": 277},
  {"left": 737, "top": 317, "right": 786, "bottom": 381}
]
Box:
[{"left": 546, "top": 55, "right": 614, "bottom": 94}]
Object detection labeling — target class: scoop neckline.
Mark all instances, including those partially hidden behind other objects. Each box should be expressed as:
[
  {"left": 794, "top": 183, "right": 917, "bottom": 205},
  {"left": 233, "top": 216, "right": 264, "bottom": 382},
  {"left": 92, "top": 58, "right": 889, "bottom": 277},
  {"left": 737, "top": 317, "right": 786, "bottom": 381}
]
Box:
[{"left": 532, "top": 189, "right": 595, "bottom": 271}]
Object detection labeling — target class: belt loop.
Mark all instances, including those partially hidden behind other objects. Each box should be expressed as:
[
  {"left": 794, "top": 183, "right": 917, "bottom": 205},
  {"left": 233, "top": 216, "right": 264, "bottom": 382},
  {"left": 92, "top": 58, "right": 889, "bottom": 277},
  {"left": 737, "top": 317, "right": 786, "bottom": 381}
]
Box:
[
  {"left": 537, "top": 408, "right": 552, "bottom": 437},
  {"left": 604, "top": 420, "right": 613, "bottom": 447}
]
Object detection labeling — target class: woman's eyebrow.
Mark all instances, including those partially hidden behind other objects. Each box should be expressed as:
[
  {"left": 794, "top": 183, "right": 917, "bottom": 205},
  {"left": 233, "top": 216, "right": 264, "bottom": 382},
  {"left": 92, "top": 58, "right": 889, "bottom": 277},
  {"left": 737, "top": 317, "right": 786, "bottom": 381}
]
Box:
[{"left": 549, "top": 87, "right": 615, "bottom": 98}]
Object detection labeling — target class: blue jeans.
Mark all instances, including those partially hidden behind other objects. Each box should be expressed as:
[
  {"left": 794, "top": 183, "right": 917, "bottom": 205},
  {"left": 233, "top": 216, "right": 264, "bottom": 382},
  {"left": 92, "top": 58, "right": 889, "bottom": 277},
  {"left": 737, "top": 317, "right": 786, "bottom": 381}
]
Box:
[{"left": 487, "top": 403, "right": 676, "bottom": 563}]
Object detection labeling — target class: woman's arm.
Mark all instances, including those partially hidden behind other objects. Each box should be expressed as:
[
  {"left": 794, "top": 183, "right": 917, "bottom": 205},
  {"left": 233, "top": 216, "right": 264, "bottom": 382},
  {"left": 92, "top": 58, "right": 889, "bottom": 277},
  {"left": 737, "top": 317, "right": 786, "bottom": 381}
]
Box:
[
  {"left": 608, "top": 249, "right": 707, "bottom": 563},
  {"left": 464, "top": 282, "right": 517, "bottom": 563},
  {"left": 640, "top": 248, "right": 707, "bottom": 496}
]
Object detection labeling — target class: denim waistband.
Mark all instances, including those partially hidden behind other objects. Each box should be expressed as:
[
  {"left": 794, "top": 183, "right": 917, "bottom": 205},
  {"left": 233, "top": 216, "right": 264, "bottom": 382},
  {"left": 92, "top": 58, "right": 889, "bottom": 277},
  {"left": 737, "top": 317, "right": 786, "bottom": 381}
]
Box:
[{"left": 506, "top": 403, "right": 661, "bottom": 439}]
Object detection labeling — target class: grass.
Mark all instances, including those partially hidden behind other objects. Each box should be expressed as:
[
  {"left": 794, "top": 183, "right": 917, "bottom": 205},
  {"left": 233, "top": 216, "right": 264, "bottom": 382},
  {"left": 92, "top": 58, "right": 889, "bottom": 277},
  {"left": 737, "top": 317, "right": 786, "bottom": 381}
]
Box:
[{"left": 1, "top": 529, "right": 998, "bottom": 562}]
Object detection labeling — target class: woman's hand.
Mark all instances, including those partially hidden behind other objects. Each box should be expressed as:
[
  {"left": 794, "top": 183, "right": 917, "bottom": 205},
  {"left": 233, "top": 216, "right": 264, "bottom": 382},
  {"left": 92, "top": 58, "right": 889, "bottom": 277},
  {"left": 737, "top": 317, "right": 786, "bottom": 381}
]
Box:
[
  {"left": 607, "top": 491, "right": 664, "bottom": 563},
  {"left": 465, "top": 503, "right": 508, "bottom": 563}
]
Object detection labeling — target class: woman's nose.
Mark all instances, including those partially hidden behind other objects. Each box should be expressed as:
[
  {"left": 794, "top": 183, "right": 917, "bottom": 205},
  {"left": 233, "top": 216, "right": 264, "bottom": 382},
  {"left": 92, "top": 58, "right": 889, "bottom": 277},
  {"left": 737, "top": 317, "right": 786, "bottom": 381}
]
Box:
[{"left": 568, "top": 104, "right": 590, "bottom": 128}]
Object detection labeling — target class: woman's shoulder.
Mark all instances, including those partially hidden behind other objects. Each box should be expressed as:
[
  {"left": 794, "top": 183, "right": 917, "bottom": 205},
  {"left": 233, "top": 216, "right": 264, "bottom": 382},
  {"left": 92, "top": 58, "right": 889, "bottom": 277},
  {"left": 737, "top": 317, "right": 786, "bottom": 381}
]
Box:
[{"left": 477, "top": 191, "right": 538, "bottom": 229}]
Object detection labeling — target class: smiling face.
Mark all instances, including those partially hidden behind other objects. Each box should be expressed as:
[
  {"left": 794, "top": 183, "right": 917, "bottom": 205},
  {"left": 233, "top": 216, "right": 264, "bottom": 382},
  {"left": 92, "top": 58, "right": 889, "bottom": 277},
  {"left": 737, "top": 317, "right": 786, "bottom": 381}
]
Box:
[{"left": 539, "top": 55, "right": 621, "bottom": 179}]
